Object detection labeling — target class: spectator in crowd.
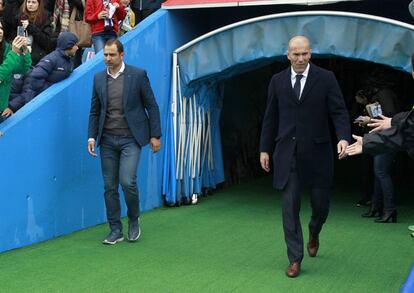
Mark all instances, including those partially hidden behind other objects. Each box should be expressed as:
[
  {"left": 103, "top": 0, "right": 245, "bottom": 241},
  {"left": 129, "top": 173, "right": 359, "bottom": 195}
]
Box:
[
  {"left": 352, "top": 71, "right": 400, "bottom": 222},
  {"left": 347, "top": 54, "right": 414, "bottom": 226},
  {"left": 85, "top": 0, "right": 125, "bottom": 53},
  {"left": 0, "top": 23, "right": 31, "bottom": 122},
  {"left": 3, "top": 0, "right": 57, "bottom": 65},
  {"left": 51, "top": 0, "right": 85, "bottom": 33},
  {"left": 4, "top": 32, "right": 78, "bottom": 116},
  {"left": 347, "top": 109, "right": 412, "bottom": 223},
  {"left": 51, "top": 0, "right": 86, "bottom": 66},
  {"left": 118, "top": 0, "right": 134, "bottom": 36},
  {"left": 130, "top": 0, "right": 161, "bottom": 25}
]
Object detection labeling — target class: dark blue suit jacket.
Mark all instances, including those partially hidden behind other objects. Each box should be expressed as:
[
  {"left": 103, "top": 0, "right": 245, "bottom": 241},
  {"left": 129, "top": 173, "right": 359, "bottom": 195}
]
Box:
[
  {"left": 88, "top": 65, "right": 161, "bottom": 146},
  {"left": 260, "top": 63, "right": 351, "bottom": 189}
]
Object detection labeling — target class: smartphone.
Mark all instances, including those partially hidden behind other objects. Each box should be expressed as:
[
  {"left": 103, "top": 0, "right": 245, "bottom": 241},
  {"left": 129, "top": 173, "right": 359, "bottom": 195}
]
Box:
[{"left": 17, "top": 26, "right": 25, "bottom": 37}]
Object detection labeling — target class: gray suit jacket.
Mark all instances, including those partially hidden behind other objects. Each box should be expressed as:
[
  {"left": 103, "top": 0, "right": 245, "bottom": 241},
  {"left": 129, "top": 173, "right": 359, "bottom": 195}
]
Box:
[{"left": 88, "top": 65, "right": 161, "bottom": 146}]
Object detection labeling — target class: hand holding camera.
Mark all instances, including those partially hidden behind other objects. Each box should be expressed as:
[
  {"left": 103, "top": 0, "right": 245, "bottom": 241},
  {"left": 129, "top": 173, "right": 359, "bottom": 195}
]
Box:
[{"left": 11, "top": 36, "right": 28, "bottom": 54}]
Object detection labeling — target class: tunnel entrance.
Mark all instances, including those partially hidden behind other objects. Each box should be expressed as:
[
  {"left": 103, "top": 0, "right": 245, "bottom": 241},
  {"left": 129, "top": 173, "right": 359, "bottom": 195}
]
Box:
[
  {"left": 165, "top": 11, "right": 414, "bottom": 204},
  {"left": 219, "top": 58, "right": 414, "bottom": 191}
]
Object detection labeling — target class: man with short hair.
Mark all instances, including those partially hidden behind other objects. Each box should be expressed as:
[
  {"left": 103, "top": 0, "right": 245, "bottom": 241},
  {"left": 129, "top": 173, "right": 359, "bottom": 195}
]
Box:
[
  {"left": 87, "top": 39, "right": 161, "bottom": 245},
  {"left": 260, "top": 36, "right": 350, "bottom": 277}
]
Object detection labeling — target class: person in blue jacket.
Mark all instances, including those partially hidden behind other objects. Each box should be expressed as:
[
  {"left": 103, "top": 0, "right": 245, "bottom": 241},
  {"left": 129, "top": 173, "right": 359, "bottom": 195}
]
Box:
[{"left": 4, "top": 31, "right": 78, "bottom": 115}]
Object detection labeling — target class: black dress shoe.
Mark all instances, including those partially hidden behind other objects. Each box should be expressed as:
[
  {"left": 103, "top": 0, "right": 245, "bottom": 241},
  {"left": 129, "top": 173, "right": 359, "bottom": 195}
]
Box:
[
  {"left": 362, "top": 205, "right": 382, "bottom": 218},
  {"left": 375, "top": 210, "right": 397, "bottom": 223}
]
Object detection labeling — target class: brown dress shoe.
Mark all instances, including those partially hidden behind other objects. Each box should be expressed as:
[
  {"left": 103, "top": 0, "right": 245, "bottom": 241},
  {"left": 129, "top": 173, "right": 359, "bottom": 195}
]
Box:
[
  {"left": 307, "top": 234, "right": 319, "bottom": 257},
  {"left": 285, "top": 262, "right": 301, "bottom": 278}
]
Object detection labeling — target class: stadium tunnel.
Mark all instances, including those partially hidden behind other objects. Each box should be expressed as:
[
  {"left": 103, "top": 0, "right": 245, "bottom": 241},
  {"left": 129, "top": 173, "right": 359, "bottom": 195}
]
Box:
[
  {"left": 163, "top": 11, "right": 414, "bottom": 205},
  {"left": 2, "top": 3, "right": 414, "bottom": 253}
]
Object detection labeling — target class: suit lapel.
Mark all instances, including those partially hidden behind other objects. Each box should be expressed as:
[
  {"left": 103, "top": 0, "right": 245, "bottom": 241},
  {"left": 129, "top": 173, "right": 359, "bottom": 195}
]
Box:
[
  {"left": 299, "top": 63, "right": 318, "bottom": 103},
  {"left": 100, "top": 71, "right": 108, "bottom": 110},
  {"left": 123, "top": 66, "right": 132, "bottom": 110}
]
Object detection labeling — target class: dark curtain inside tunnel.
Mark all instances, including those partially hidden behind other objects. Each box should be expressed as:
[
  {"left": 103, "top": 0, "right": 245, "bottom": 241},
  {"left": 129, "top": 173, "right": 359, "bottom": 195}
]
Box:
[{"left": 219, "top": 57, "right": 414, "bottom": 191}]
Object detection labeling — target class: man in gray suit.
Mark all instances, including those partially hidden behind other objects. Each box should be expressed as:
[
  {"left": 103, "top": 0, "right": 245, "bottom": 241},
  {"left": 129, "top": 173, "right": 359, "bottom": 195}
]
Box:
[
  {"left": 87, "top": 39, "right": 161, "bottom": 245},
  {"left": 260, "top": 36, "right": 350, "bottom": 277}
]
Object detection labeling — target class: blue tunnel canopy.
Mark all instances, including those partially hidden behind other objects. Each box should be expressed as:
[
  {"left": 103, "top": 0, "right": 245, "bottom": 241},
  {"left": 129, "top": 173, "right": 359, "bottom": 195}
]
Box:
[
  {"left": 165, "top": 11, "right": 414, "bottom": 204},
  {"left": 175, "top": 11, "right": 414, "bottom": 96}
]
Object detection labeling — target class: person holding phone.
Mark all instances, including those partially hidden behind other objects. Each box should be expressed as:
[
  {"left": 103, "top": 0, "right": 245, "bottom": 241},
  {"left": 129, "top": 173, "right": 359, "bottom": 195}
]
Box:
[
  {"left": 5, "top": 32, "right": 78, "bottom": 117},
  {"left": 0, "top": 21, "right": 31, "bottom": 122},
  {"left": 3, "top": 0, "right": 57, "bottom": 65},
  {"left": 351, "top": 70, "right": 400, "bottom": 223}
]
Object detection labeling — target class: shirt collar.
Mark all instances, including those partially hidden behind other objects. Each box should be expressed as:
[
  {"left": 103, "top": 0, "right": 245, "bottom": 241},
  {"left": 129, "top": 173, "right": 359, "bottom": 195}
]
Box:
[
  {"left": 107, "top": 62, "right": 125, "bottom": 79},
  {"left": 291, "top": 63, "right": 310, "bottom": 79}
]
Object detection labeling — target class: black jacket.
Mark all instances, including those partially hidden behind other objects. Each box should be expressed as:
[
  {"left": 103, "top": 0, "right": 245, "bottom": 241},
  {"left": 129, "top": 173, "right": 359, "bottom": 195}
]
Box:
[
  {"left": 363, "top": 110, "right": 414, "bottom": 158},
  {"left": 260, "top": 63, "right": 351, "bottom": 189}
]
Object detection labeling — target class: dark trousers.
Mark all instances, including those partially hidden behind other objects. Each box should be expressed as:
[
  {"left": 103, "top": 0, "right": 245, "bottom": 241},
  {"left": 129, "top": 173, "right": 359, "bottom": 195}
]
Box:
[
  {"left": 100, "top": 134, "right": 141, "bottom": 231},
  {"left": 281, "top": 156, "right": 331, "bottom": 263},
  {"left": 359, "top": 154, "right": 373, "bottom": 202},
  {"left": 372, "top": 153, "right": 395, "bottom": 211}
]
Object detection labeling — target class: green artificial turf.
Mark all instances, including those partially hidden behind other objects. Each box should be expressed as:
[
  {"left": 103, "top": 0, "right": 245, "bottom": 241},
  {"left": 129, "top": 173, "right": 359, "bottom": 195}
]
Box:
[{"left": 0, "top": 176, "right": 412, "bottom": 292}]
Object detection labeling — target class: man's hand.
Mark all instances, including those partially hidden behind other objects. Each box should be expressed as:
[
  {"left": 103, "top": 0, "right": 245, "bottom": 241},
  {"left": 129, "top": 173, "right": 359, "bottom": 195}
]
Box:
[
  {"left": 87, "top": 139, "right": 97, "bottom": 157},
  {"left": 150, "top": 137, "right": 161, "bottom": 153},
  {"left": 346, "top": 135, "right": 364, "bottom": 156},
  {"left": 368, "top": 114, "right": 391, "bottom": 133},
  {"left": 1, "top": 108, "right": 14, "bottom": 117},
  {"left": 337, "top": 139, "right": 349, "bottom": 160},
  {"left": 260, "top": 152, "right": 270, "bottom": 172}
]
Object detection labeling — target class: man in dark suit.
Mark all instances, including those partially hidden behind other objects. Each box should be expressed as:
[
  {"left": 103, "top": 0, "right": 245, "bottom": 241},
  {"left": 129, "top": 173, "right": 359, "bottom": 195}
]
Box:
[
  {"left": 259, "top": 36, "right": 350, "bottom": 277},
  {"left": 87, "top": 39, "right": 161, "bottom": 245}
]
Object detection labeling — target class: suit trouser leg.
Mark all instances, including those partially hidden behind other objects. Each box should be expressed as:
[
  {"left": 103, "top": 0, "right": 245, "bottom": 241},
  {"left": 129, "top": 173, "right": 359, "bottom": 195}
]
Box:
[
  {"left": 282, "top": 156, "right": 303, "bottom": 263},
  {"left": 100, "top": 135, "right": 122, "bottom": 232},
  {"left": 100, "top": 135, "right": 141, "bottom": 231},
  {"left": 308, "top": 187, "right": 331, "bottom": 236},
  {"left": 118, "top": 137, "right": 141, "bottom": 224}
]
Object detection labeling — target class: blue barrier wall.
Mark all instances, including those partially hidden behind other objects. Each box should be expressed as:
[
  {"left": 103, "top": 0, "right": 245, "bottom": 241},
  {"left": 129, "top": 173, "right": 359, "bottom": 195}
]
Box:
[{"left": 0, "top": 9, "right": 206, "bottom": 253}]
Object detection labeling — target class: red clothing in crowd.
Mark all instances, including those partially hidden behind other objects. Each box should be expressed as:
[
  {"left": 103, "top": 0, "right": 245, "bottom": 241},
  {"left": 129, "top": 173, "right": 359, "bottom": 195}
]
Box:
[{"left": 85, "top": 0, "right": 126, "bottom": 34}]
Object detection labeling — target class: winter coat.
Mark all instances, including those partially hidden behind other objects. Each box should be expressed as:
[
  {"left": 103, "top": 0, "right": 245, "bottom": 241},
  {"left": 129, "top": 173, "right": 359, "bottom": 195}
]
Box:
[
  {"left": 0, "top": 42, "right": 31, "bottom": 112},
  {"left": 8, "top": 33, "right": 76, "bottom": 112},
  {"left": 363, "top": 109, "right": 414, "bottom": 158}
]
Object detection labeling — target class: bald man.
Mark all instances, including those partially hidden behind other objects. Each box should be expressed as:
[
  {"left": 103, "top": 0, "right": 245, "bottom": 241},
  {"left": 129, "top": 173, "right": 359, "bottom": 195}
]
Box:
[{"left": 260, "top": 36, "right": 350, "bottom": 277}]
